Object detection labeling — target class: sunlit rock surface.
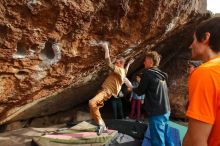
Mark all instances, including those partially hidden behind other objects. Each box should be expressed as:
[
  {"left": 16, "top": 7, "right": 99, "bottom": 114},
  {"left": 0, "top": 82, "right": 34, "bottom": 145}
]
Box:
[{"left": 0, "top": 0, "right": 209, "bottom": 124}]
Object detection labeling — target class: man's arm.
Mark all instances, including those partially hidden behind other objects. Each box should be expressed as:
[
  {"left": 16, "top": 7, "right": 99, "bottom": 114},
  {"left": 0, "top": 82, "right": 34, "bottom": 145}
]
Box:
[
  {"left": 124, "top": 77, "right": 133, "bottom": 88},
  {"left": 183, "top": 118, "right": 212, "bottom": 146},
  {"left": 125, "top": 59, "right": 134, "bottom": 74},
  {"left": 99, "top": 41, "right": 115, "bottom": 71}
]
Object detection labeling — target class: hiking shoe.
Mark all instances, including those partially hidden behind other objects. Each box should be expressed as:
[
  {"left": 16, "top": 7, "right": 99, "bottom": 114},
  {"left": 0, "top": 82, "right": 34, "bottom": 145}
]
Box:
[{"left": 97, "top": 125, "right": 106, "bottom": 136}]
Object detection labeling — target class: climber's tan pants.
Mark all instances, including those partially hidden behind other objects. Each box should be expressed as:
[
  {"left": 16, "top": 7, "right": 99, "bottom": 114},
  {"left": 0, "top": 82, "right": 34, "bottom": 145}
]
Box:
[{"left": 89, "top": 89, "right": 112, "bottom": 125}]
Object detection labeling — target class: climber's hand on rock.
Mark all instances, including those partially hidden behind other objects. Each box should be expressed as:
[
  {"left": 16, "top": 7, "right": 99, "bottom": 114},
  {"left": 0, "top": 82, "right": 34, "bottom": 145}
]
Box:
[{"left": 99, "top": 41, "right": 109, "bottom": 51}]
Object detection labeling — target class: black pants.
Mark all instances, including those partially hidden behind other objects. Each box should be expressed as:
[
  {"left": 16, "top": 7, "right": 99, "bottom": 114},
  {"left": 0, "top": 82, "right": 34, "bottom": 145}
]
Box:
[{"left": 111, "top": 97, "right": 124, "bottom": 119}]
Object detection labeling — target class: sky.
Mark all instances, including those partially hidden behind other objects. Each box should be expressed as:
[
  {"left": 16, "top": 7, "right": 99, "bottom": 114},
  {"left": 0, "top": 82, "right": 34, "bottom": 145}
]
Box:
[{"left": 207, "top": 0, "right": 220, "bottom": 13}]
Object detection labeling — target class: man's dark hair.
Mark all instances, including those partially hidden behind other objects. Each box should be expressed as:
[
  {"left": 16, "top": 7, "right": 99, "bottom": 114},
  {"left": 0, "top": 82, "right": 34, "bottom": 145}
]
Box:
[
  {"left": 195, "top": 17, "right": 220, "bottom": 52},
  {"left": 145, "top": 51, "right": 161, "bottom": 66}
]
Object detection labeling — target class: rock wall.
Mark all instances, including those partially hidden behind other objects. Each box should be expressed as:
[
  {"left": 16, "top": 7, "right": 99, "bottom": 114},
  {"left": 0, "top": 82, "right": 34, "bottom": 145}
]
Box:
[{"left": 0, "top": 0, "right": 209, "bottom": 124}]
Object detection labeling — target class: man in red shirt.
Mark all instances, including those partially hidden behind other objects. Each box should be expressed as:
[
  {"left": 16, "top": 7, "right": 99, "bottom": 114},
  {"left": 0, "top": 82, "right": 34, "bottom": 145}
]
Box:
[{"left": 183, "top": 17, "right": 220, "bottom": 146}]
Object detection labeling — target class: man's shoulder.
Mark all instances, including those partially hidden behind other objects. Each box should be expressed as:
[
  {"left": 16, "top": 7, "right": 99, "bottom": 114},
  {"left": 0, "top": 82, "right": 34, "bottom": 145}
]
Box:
[
  {"left": 141, "top": 68, "right": 154, "bottom": 76},
  {"left": 192, "top": 65, "right": 211, "bottom": 76},
  {"left": 190, "top": 66, "right": 213, "bottom": 83},
  {"left": 142, "top": 68, "right": 152, "bottom": 73},
  {"left": 144, "top": 68, "right": 168, "bottom": 79},
  {"left": 114, "top": 66, "right": 126, "bottom": 76}
]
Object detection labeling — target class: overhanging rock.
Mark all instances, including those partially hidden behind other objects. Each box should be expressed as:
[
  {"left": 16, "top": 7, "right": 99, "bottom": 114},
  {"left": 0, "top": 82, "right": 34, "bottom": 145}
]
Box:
[{"left": 0, "top": 0, "right": 210, "bottom": 124}]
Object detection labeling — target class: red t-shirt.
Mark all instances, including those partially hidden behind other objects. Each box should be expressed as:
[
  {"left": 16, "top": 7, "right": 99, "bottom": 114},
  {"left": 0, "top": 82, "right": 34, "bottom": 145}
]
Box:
[{"left": 187, "top": 56, "right": 220, "bottom": 146}]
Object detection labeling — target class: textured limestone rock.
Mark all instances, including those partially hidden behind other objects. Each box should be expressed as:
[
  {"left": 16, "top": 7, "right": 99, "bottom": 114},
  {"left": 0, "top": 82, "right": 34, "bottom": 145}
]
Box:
[{"left": 0, "top": 0, "right": 209, "bottom": 124}]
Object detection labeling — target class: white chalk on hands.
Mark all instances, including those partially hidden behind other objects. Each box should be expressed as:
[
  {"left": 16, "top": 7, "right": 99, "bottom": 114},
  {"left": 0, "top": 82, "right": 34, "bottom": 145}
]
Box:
[
  {"left": 89, "top": 40, "right": 99, "bottom": 46},
  {"left": 98, "top": 41, "right": 109, "bottom": 46}
]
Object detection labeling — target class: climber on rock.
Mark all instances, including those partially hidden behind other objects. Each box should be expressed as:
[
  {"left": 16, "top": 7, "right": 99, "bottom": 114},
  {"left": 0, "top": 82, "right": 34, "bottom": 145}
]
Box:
[{"left": 88, "top": 41, "right": 133, "bottom": 135}]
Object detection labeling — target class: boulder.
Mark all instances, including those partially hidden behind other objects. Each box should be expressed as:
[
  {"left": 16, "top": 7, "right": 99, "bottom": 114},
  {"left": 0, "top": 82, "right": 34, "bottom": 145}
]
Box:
[{"left": 0, "top": 0, "right": 210, "bottom": 124}]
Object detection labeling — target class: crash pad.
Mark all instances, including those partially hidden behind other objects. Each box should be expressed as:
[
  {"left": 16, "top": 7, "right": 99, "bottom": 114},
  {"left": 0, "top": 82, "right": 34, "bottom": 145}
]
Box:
[
  {"left": 168, "top": 121, "right": 187, "bottom": 143},
  {"left": 33, "top": 121, "right": 118, "bottom": 146}
]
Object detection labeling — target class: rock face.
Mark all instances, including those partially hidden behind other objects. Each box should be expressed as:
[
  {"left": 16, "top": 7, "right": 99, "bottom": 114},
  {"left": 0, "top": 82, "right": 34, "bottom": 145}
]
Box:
[{"left": 0, "top": 0, "right": 209, "bottom": 124}]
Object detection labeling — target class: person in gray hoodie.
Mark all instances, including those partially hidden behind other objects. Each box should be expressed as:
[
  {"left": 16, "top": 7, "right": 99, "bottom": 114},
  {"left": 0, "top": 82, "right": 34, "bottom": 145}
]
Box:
[{"left": 128, "top": 51, "right": 173, "bottom": 146}]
